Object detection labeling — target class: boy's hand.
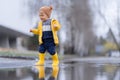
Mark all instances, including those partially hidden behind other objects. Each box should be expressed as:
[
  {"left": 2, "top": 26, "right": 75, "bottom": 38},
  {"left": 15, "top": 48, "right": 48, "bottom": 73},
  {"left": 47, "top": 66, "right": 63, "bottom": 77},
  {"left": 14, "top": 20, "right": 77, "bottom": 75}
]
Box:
[
  {"left": 30, "top": 29, "right": 32, "bottom": 32},
  {"left": 53, "top": 24, "right": 57, "bottom": 27}
]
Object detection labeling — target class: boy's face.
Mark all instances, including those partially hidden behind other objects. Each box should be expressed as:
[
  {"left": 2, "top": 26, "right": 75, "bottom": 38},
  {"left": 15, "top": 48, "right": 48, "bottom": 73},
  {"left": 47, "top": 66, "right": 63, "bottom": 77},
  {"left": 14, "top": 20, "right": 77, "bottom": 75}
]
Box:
[{"left": 39, "top": 10, "right": 48, "bottom": 22}]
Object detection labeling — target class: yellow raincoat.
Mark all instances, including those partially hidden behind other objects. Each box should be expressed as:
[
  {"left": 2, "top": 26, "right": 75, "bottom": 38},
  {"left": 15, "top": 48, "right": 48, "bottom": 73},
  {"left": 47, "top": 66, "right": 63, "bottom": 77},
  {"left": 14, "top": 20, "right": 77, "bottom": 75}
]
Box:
[{"left": 31, "top": 19, "right": 61, "bottom": 45}]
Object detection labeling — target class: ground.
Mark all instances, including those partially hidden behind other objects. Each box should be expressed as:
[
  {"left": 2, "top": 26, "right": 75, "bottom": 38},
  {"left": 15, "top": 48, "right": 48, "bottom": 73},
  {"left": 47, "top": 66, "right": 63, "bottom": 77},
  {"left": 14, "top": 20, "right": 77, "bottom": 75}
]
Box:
[{"left": 0, "top": 57, "right": 120, "bottom": 80}]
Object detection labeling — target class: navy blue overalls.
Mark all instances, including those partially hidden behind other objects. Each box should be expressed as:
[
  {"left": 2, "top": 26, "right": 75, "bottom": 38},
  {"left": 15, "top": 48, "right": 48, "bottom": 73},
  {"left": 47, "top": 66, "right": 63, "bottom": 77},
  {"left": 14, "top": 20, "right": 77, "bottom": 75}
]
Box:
[{"left": 39, "top": 19, "right": 56, "bottom": 55}]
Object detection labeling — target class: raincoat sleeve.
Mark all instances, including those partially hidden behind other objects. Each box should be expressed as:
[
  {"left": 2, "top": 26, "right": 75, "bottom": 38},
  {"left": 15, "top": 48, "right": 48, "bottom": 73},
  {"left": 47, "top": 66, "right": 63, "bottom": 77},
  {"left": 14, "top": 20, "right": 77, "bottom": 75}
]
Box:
[
  {"left": 31, "top": 23, "right": 40, "bottom": 35},
  {"left": 53, "top": 19, "right": 61, "bottom": 31},
  {"left": 31, "top": 29, "right": 39, "bottom": 35}
]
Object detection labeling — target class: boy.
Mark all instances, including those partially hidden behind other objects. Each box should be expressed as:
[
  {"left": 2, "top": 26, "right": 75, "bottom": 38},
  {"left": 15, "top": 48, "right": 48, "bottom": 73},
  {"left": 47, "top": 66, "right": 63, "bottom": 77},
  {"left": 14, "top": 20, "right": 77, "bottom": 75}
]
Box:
[{"left": 30, "top": 6, "right": 61, "bottom": 66}]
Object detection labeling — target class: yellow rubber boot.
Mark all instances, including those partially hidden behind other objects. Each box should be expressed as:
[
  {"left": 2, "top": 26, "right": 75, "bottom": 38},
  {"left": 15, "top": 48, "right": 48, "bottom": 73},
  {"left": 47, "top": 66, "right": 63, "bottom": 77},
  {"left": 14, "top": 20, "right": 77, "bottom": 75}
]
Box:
[
  {"left": 48, "top": 66, "right": 59, "bottom": 80},
  {"left": 52, "top": 53, "right": 59, "bottom": 66},
  {"left": 36, "top": 53, "right": 45, "bottom": 65},
  {"left": 51, "top": 66, "right": 59, "bottom": 78},
  {"left": 35, "top": 66, "right": 45, "bottom": 79}
]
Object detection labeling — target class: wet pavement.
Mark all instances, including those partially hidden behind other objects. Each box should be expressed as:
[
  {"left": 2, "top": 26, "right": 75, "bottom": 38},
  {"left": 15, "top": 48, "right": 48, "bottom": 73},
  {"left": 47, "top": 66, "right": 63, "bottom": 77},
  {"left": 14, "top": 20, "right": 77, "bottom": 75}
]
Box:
[{"left": 0, "top": 57, "right": 120, "bottom": 80}]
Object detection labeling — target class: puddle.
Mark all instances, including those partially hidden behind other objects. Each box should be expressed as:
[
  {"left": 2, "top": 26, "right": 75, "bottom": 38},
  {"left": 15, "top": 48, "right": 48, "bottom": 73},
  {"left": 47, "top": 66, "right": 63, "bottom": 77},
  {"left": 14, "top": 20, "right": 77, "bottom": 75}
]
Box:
[{"left": 0, "top": 61, "right": 120, "bottom": 80}]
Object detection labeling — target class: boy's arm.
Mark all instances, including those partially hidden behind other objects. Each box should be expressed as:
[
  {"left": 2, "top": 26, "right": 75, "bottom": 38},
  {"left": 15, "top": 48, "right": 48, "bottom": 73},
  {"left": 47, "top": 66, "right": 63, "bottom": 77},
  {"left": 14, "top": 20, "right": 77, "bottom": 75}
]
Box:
[
  {"left": 30, "top": 22, "right": 40, "bottom": 35},
  {"left": 53, "top": 19, "right": 61, "bottom": 31},
  {"left": 30, "top": 29, "right": 39, "bottom": 35}
]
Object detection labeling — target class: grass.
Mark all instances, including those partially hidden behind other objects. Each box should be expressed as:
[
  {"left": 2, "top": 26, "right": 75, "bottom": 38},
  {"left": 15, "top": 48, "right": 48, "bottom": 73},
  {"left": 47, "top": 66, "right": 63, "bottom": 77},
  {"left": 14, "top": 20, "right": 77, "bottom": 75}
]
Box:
[
  {"left": 0, "top": 49, "right": 64, "bottom": 60},
  {"left": 0, "top": 49, "right": 38, "bottom": 59}
]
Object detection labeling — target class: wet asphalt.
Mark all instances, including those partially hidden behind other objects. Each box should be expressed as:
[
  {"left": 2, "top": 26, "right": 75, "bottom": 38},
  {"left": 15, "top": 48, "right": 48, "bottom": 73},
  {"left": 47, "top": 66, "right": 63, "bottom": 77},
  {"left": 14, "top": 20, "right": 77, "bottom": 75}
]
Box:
[{"left": 0, "top": 57, "right": 120, "bottom": 80}]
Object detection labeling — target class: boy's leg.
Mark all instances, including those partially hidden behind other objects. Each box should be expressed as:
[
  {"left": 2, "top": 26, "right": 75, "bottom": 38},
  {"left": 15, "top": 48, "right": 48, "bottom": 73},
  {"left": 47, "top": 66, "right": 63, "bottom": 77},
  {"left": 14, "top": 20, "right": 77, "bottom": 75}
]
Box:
[
  {"left": 36, "top": 44, "right": 46, "bottom": 65},
  {"left": 52, "top": 53, "right": 59, "bottom": 66},
  {"left": 47, "top": 43, "right": 59, "bottom": 66},
  {"left": 36, "top": 53, "right": 45, "bottom": 65}
]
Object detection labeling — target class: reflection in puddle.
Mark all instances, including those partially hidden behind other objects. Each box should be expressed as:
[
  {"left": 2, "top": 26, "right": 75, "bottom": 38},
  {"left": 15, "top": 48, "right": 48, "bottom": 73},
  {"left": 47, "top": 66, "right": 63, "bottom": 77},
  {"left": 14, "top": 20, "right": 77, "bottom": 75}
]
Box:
[
  {"left": 0, "top": 62, "right": 120, "bottom": 80},
  {"left": 35, "top": 66, "right": 59, "bottom": 80}
]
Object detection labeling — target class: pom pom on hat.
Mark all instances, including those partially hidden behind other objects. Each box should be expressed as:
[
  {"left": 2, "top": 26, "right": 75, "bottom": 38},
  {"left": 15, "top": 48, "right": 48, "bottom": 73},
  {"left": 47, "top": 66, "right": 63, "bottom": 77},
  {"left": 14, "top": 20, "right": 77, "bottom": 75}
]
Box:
[{"left": 49, "top": 5, "right": 53, "bottom": 10}]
